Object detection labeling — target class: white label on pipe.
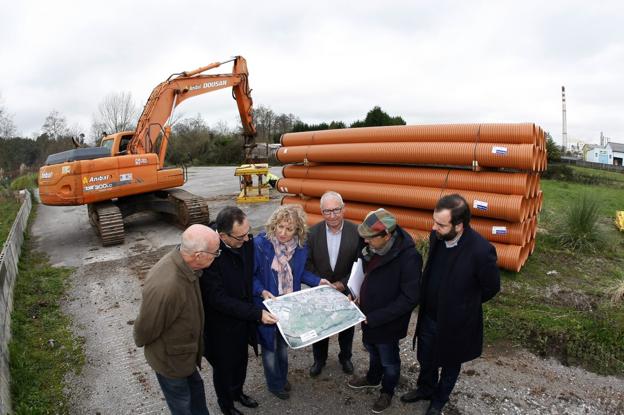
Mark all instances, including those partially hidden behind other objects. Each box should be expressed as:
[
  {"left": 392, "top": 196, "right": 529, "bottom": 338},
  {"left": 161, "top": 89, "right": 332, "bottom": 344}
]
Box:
[
  {"left": 473, "top": 200, "right": 489, "bottom": 211},
  {"left": 492, "top": 226, "right": 508, "bottom": 235},
  {"left": 283, "top": 148, "right": 288, "bottom": 154},
  {"left": 492, "top": 146, "right": 508, "bottom": 155}
]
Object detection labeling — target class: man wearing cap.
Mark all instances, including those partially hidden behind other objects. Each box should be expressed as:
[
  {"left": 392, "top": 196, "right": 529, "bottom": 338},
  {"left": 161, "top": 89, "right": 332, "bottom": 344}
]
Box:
[
  {"left": 401, "top": 194, "right": 500, "bottom": 415},
  {"left": 348, "top": 208, "right": 421, "bottom": 414},
  {"left": 306, "top": 191, "right": 360, "bottom": 377}
]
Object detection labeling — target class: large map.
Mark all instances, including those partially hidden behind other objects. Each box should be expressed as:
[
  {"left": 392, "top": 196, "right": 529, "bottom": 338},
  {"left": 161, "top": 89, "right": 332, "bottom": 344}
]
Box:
[{"left": 263, "top": 285, "right": 366, "bottom": 349}]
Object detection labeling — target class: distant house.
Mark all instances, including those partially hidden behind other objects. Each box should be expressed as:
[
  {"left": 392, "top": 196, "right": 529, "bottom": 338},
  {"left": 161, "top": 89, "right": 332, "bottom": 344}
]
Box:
[
  {"left": 607, "top": 142, "right": 624, "bottom": 166},
  {"left": 584, "top": 141, "right": 624, "bottom": 165}
]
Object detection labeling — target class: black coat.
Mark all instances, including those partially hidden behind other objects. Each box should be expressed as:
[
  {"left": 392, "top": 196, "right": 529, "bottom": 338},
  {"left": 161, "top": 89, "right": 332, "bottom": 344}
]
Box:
[
  {"left": 359, "top": 226, "right": 422, "bottom": 344},
  {"left": 305, "top": 220, "right": 360, "bottom": 292},
  {"left": 415, "top": 227, "right": 500, "bottom": 366},
  {"left": 200, "top": 237, "right": 263, "bottom": 361}
]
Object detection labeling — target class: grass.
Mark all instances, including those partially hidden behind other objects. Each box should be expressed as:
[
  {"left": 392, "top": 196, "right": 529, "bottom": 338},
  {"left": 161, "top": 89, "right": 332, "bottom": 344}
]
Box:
[
  {"left": 8, "top": 210, "right": 85, "bottom": 414},
  {"left": 483, "top": 165, "right": 624, "bottom": 375},
  {"left": 0, "top": 196, "right": 19, "bottom": 247}
]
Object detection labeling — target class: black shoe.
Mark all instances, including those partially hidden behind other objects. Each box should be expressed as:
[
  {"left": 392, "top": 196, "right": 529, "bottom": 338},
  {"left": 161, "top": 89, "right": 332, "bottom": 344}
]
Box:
[
  {"left": 269, "top": 389, "right": 290, "bottom": 400},
  {"left": 400, "top": 388, "right": 433, "bottom": 403},
  {"left": 235, "top": 393, "right": 258, "bottom": 408},
  {"left": 425, "top": 404, "right": 442, "bottom": 415},
  {"left": 340, "top": 359, "right": 354, "bottom": 374},
  {"left": 219, "top": 406, "right": 244, "bottom": 415},
  {"left": 284, "top": 380, "right": 291, "bottom": 391},
  {"left": 309, "top": 360, "right": 325, "bottom": 377}
]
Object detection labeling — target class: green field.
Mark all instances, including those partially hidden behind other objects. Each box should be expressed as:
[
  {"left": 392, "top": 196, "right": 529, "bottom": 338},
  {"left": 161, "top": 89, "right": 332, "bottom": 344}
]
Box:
[{"left": 484, "top": 166, "right": 624, "bottom": 375}]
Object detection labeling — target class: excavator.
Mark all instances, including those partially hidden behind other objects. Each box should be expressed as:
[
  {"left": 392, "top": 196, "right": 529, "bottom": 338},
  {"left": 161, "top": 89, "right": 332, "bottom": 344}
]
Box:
[{"left": 38, "top": 56, "right": 257, "bottom": 245}]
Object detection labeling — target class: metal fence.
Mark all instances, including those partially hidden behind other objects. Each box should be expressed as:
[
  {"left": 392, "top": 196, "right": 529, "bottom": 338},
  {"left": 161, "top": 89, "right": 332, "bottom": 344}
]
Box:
[
  {"left": 560, "top": 158, "right": 624, "bottom": 173},
  {"left": 0, "top": 190, "right": 32, "bottom": 415}
]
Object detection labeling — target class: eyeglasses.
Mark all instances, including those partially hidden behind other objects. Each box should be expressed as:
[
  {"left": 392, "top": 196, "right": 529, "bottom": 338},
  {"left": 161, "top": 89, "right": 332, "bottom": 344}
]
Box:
[
  {"left": 321, "top": 206, "right": 343, "bottom": 216},
  {"left": 197, "top": 249, "right": 221, "bottom": 258},
  {"left": 227, "top": 228, "right": 251, "bottom": 242}
]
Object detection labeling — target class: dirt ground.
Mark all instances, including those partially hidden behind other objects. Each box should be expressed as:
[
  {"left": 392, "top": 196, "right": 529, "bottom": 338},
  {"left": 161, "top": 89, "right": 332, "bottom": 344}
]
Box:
[{"left": 30, "top": 167, "right": 624, "bottom": 414}]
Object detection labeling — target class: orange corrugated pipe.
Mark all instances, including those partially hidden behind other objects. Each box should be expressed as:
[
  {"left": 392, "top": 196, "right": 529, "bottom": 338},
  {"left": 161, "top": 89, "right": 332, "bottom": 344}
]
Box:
[
  {"left": 302, "top": 211, "right": 525, "bottom": 272},
  {"left": 282, "top": 164, "right": 535, "bottom": 197},
  {"left": 277, "top": 142, "right": 538, "bottom": 171},
  {"left": 283, "top": 196, "right": 530, "bottom": 246},
  {"left": 281, "top": 123, "right": 539, "bottom": 147},
  {"left": 277, "top": 177, "right": 528, "bottom": 222}
]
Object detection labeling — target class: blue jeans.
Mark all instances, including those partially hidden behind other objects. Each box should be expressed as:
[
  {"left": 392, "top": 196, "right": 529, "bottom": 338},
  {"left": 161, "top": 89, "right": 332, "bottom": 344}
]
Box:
[
  {"left": 363, "top": 340, "right": 401, "bottom": 395},
  {"left": 417, "top": 314, "right": 461, "bottom": 409},
  {"left": 261, "top": 333, "right": 289, "bottom": 392},
  {"left": 156, "top": 369, "right": 210, "bottom": 415}
]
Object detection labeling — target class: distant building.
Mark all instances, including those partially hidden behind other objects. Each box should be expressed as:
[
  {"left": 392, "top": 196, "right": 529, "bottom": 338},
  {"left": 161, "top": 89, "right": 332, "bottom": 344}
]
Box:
[
  {"left": 583, "top": 141, "right": 624, "bottom": 165},
  {"left": 608, "top": 142, "right": 624, "bottom": 166}
]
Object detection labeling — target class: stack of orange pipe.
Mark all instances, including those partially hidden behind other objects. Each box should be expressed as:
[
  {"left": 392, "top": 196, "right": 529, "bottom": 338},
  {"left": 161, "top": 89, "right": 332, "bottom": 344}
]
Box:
[{"left": 277, "top": 123, "right": 544, "bottom": 272}]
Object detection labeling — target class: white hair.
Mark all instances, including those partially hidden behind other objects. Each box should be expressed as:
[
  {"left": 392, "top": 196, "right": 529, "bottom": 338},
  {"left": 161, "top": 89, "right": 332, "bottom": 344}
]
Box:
[{"left": 320, "top": 191, "right": 344, "bottom": 209}]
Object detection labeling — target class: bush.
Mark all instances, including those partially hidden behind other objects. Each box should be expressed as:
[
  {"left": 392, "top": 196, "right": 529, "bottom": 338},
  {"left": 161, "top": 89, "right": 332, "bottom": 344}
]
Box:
[
  {"left": 10, "top": 173, "right": 38, "bottom": 191},
  {"left": 556, "top": 193, "right": 602, "bottom": 252},
  {"left": 542, "top": 164, "right": 574, "bottom": 181}
]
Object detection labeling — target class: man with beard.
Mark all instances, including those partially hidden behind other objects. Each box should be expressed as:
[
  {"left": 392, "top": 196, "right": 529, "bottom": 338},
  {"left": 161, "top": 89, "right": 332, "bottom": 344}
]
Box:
[{"left": 401, "top": 194, "right": 500, "bottom": 415}]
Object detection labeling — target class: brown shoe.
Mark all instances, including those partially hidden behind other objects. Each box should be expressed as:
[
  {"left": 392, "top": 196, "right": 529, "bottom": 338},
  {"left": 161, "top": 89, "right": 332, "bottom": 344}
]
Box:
[
  {"left": 348, "top": 375, "right": 381, "bottom": 389},
  {"left": 372, "top": 392, "right": 392, "bottom": 413}
]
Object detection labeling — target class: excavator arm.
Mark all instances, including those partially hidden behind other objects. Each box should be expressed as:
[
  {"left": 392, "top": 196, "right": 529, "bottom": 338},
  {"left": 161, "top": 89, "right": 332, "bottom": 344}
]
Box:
[{"left": 128, "top": 56, "right": 256, "bottom": 167}]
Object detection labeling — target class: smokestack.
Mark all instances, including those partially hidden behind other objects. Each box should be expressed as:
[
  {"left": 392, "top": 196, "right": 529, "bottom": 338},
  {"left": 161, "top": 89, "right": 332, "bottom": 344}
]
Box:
[{"left": 561, "top": 86, "right": 567, "bottom": 151}]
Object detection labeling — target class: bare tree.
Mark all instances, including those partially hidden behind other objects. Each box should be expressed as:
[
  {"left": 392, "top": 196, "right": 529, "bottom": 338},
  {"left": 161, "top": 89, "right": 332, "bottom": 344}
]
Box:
[
  {"left": 41, "top": 110, "right": 69, "bottom": 139},
  {"left": 0, "top": 93, "right": 17, "bottom": 138},
  {"left": 91, "top": 91, "right": 139, "bottom": 140},
  {"left": 253, "top": 105, "right": 275, "bottom": 143}
]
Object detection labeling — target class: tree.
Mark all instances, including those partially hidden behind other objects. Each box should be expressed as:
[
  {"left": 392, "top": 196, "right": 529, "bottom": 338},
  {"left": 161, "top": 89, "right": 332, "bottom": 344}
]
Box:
[
  {"left": 41, "top": 110, "right": 69, "bottom": 140},
  {"left": 253, "top": 105, "right": 276, "bottom": 143},
  {"left": 545, "top": 132, "right": 561, "bottom": 162},
  {"left": 350, "top": 106, "right": 405, "bottom": 128},
  {"left": 91, "top": 91, "right": 139, "bottom": 141},
  {"left": 0, "top": 93, "right": 17, "bottom": 138}
]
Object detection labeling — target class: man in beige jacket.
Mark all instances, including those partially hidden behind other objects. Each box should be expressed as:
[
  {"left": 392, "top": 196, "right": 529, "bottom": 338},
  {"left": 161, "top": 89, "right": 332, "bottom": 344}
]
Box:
[{"left": 134, "top": 224, "right": 220, "bottom": 415}]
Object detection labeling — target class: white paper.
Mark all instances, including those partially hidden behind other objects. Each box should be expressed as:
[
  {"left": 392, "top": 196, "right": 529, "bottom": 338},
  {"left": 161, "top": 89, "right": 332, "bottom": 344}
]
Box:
[{"left": 347, "top": 258, "right": 364, "bottom": 300}]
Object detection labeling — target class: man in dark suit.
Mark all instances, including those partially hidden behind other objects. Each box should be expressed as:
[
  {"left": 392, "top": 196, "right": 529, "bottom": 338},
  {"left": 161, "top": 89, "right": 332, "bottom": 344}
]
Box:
[
  {"left": 200, "top": 206, "right": 278, "bottom": 415},
  {"left": 306, "top": 191, "right": 360, "bottom": 377},
  {"left": 401, "top": 194, "right": 501, "bottom": 415}
]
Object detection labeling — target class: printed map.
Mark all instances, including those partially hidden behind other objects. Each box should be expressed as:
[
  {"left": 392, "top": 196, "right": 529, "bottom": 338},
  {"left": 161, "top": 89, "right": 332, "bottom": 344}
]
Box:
[{"left": 264, "top": 285, "right": 366, "bottom": 349}]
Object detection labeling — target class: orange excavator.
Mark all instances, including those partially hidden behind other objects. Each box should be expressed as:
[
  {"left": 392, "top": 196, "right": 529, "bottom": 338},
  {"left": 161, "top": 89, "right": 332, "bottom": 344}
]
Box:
[{"left": 38, "top": 56, "right": 256, "bottom": 245}]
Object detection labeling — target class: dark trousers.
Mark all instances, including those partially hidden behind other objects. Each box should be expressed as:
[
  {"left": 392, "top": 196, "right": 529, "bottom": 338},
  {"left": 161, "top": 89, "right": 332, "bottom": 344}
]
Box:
[
  {"left": 208, "top": 334, "right": 249, "bottom": 409},
  {"left": 417, "top": 314, "right": 461, "bottom": 409},
  {"left": 363, "top": 340, "right": 401, "bottom": 396},
  {"left": 156, "top": 369, "right": 210, "bottom": 415},
  {"left": 312, "top": 326, "right": 355, "bottom": 363}
]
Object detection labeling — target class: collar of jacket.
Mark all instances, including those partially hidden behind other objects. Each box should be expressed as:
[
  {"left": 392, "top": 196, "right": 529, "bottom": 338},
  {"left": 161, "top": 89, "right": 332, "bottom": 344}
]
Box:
[
  {"left": 172, "top": 247, "right": 199, "bottom": 282},
  {"left": 361, "top": 226, "right": 414, "bottom": 269}
]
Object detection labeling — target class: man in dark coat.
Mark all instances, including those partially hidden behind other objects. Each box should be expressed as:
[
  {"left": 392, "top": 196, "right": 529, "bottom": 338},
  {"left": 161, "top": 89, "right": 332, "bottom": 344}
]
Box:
[
  {"left": 306, "top": 191, "right": 360, "bottom": 377},
  {"left": 200, "top": 206, "right": 278, "bottom": 415},
  {"left": 348, "top": 208, "right": 421, "bottom": 414},
  {"left": 401, "top": 194, "right": 501, "bottom": 415}
]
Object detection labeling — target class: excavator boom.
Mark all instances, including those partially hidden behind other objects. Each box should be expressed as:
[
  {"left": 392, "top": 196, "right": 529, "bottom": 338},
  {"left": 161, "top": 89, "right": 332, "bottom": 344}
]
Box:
[{"left": 38, "top": 56, "right": 257, "bottom": 246}]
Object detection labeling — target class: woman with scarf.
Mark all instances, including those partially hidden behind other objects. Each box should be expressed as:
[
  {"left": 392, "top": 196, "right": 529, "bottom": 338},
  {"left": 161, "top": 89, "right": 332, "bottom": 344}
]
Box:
[{"left": 253, "top": 204, "right": 329, "bottom": 400}]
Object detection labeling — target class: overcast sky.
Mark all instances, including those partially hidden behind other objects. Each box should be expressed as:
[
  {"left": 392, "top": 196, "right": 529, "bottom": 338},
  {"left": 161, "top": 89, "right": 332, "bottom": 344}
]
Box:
[{"left": 2, "top": 0, "right": 623, "bottom": 145}]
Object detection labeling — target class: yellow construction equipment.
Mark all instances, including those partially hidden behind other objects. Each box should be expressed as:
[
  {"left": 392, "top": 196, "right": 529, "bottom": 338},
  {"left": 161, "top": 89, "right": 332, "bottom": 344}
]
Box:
[
  {"left": 615, "top": 211, "right": 624, "bottom": 232},
  {"left": 235, "top": 163, "right": 270, "bottom": 203}
]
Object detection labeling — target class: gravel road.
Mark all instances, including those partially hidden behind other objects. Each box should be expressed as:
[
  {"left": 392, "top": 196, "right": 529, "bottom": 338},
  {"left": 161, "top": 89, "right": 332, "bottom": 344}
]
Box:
[{"left": 30, "top": 167, "right": 624, "bottom": 415}]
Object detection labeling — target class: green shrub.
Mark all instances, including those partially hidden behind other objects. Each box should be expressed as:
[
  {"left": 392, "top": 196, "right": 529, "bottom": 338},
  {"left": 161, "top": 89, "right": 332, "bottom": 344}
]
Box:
[
  {"left": 542, "top": 164, "right": 574, "bottom": 181},
  {"left": 556, "top": 193, "right": 602, "bottom": 252},
  {"left": 10, "top": 173, "right": 38, "bottom": 191}
]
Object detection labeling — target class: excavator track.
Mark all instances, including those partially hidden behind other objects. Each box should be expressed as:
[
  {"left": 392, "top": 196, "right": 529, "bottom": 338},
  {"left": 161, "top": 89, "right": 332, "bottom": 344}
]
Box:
[
  {"left": 88, "top": 202, "right": 125, "bottom": 246},
  {"left": 166, "top": 188, "right": 210, "bottom": 227}
]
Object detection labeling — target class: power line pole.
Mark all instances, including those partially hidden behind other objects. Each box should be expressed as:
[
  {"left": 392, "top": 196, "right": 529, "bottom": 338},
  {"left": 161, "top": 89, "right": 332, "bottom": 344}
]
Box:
[{"left": 561, "top": 86, "right": 568, "bottom": 151}]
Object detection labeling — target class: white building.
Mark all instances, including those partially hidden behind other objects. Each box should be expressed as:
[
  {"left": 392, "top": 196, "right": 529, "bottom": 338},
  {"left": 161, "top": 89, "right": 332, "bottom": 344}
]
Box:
[{"left": 584, "top": 141, "right": 624, "bottom": 165}]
